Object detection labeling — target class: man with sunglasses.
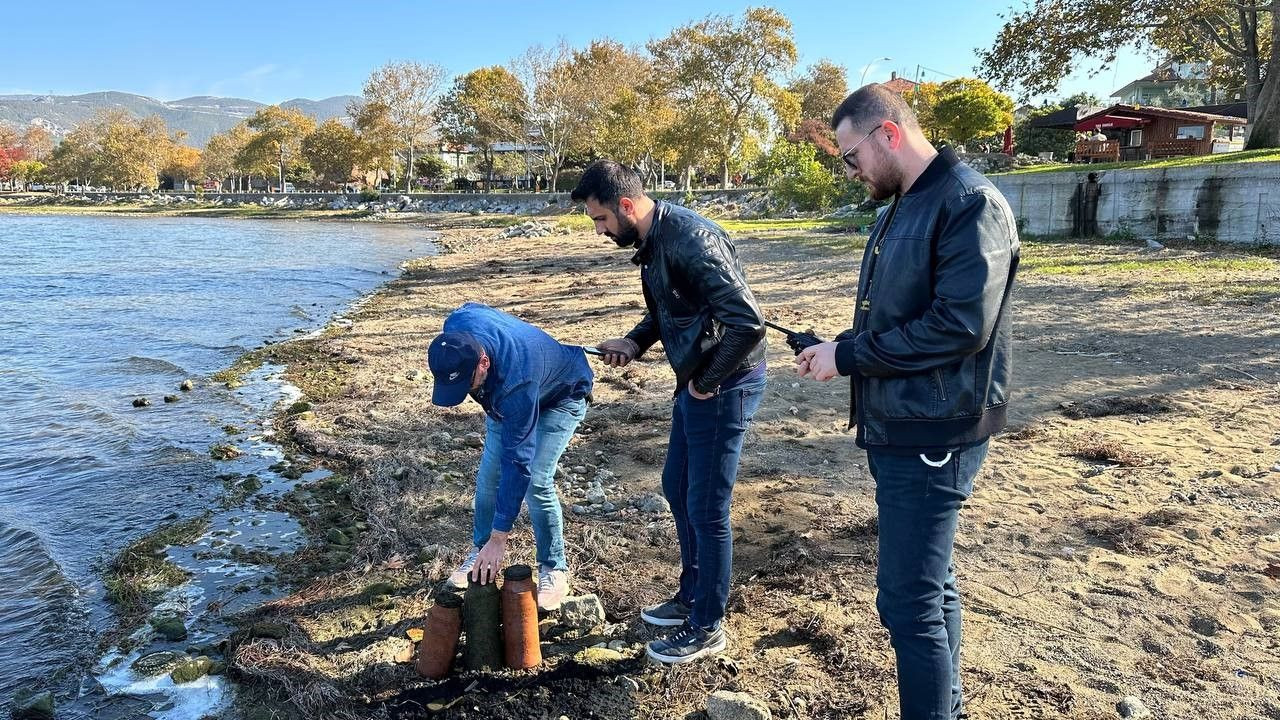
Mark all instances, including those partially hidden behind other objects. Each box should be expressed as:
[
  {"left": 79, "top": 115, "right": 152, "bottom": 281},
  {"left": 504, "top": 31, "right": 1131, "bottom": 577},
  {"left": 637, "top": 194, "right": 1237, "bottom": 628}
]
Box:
[{"left": 794, "top": 84, "right": 1020, "bottom": 720}]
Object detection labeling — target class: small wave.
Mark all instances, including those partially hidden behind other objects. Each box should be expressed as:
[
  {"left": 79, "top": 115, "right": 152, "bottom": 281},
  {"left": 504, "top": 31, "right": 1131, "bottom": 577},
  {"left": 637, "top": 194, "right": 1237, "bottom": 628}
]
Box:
[
  {"left": 0, "top": 520, "right": 88, "bottom": 700},
  {"left": 117, "top": 356, "right": 190, "bottom": 376}
]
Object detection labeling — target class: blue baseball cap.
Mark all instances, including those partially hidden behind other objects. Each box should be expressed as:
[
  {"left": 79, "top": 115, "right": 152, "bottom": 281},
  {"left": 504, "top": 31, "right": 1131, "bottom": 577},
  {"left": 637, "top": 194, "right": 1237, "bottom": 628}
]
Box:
[{"left": 427, "top": 332, "right": 484, "bottom": 407}]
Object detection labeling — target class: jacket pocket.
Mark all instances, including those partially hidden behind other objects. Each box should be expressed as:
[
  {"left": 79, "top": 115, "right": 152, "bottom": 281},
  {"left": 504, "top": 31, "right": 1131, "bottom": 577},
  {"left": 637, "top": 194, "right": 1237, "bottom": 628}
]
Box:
[{"left": 932, "top": 368, "right": 948, "bottom": 402}]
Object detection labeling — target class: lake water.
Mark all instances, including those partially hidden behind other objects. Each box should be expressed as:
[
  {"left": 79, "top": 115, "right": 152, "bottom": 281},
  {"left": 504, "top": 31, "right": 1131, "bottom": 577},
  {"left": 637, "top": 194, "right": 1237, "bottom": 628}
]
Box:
[{"left": 0, "top": 214, "right": 434, "bottom": 715}]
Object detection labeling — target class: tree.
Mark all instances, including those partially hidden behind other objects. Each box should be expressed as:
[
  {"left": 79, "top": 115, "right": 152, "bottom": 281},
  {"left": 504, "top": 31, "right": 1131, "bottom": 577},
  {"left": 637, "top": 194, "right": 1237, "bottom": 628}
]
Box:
[
  {"left": 436, "top": 66, "right": 527, "bottom": 189},
  {"left": 204, "top": 123, "right": 254, "bottom": 191},
  {"left": 11, "top": 159, "right": 45, "bottom": 189},
  {"left": 46, "top": 127, "right": 96, "bottom": 188},
  {"left": 1014, "top": 92, "right": 1102, "bottom": 158},
  {"left": 754, "top": 139, "right": 842, "bottom": 211},
  {"left": 0, "top": 144, "right": 24, "bottom": 187},
  {"left": 302, "top": 119, "right": 360, "bottom": 188},
  {"left": 244, "top": 105, "right": 316, "bottom": 190},
  {"left": 20, "top": 125, "right": 53, "bottom": 162},
  {"left": 512, "top": 41, "right": 591, "bottom": 192},
  {"left": 359, "top": 61, "right": 447, "bottom": 191},
  {"left": 350, "top": 100, "right": 400, "bottom": 189},
  {"left": 931, "top": 78, "right": 1015, "bottom": 148},
  {"left": 977, "top": 0, "right": 1280, "bottom": 148},
  {"left": 47, "top": 110, "right": 174, "bottom": 189},
  {"left": 162, "top": 145, "right": 203, "bottom": 189},
  {"left": 788, "top": 59, "right": 849, "bottom": 128},
  {"left": 649, "top": 7, "right": 798, "bottom": 188},
  {"left": 413, "top": 154, "right": 450, "bottom": 188}
]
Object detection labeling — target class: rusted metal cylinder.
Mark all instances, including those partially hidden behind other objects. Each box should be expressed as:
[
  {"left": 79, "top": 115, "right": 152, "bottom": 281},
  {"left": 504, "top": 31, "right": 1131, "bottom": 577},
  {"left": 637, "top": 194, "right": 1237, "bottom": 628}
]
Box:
[
  {"left": 415, "top": 591, "right": 462, "bottom": 679},
  {"left": 501, "top": 565, "right": 542, "bottom": 669}
]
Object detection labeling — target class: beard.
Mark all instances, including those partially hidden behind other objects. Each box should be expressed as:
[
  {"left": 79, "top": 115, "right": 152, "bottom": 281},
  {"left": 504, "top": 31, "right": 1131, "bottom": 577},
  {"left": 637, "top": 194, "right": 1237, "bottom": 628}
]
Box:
[
  {"left": 861, "top": 145, "right": 904, "bottom": 201},
  {"left": 867, "top": 179, "right": 896, "bottom": 202},
  {"left": 607, "top": 214, "right": 642, "bottom": 248}
]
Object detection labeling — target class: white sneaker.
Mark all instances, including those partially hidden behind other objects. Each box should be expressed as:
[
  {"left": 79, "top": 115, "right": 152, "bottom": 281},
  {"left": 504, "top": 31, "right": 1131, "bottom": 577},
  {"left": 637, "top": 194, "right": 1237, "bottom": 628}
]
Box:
[
  {"left": 447, "top": 549, "right": 480, "bottom": 589},
  {"left": 537, "top": 566, "right": 569, "bottom": 612}
]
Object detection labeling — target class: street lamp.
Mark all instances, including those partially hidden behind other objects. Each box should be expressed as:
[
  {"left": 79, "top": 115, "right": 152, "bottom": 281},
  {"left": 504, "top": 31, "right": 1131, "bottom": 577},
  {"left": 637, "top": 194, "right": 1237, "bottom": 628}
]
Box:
[{"left": 860, "top": 57, "right": 892, "bottom": 86}]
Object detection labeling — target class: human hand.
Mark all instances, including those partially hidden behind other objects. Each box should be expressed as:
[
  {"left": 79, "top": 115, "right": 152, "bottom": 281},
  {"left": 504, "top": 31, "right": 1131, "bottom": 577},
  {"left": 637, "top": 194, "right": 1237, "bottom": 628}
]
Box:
[
  {"left": 469, "top": 531, "right": 508, "bottom": 584},
  {"left": 596, "top": 338, "right": 639, "bottom": 368},
  {"left": 795, "top": 341, "right": 840, "bottom": 382}
]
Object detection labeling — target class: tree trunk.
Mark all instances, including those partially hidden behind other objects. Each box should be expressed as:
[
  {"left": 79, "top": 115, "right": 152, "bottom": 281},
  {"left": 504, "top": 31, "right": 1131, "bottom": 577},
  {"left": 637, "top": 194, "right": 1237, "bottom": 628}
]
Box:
[
  {"left": 407, "top": 139, "right": 415, "bottom": 192},
  {"left": 721, "top": 158, "right": 730, "bottom": 190},
  {"left": 1245, "top": 1, "right": 1280, "bottom": 149},
  {"left": 278, "top": 148, "right": 285, "bottom": 192},
  {"left": 551, "top": 160, "right": 564, "bottom": 192}
]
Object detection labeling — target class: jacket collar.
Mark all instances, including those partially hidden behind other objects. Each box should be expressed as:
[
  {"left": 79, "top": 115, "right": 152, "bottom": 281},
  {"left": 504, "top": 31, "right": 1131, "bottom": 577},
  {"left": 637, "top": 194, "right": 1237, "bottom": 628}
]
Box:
[
  {"left": 904, "top": 145, "right": 959, "bottom": 197},
  {"left": 631, "top": 200, "right": 667, "bottom": 266}
]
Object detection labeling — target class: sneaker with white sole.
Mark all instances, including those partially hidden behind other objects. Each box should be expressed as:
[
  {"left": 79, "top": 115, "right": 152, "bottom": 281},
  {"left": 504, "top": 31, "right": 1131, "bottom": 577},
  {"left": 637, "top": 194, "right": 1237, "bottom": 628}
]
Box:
[
  {"left": 646, "top": 621, "right": 726, "bottom": 664},
  {"left": 640, "top": 596, "right": 692, "bottom": 627},
  {"left": 446, "top": 549, "right": 480, "bottom": 589},
  {"left": 537, "top": 566, "right": 569, "bottom": 612}
]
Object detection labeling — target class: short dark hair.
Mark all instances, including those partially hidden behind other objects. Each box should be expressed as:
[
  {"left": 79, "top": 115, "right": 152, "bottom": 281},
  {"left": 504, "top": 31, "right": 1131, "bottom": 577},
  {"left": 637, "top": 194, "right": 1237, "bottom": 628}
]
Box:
[
  {"left": 831, "top": 84, "right": 920, "bottom": 133},
  {"left": 570, "top": 160, "right": 645, "bottom": 207}
]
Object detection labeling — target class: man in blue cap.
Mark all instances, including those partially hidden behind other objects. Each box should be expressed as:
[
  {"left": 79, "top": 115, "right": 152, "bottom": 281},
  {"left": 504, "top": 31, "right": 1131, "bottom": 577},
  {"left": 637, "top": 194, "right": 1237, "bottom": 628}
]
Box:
[{"left": 428, "top": 302, "right": 593, "bottom": 612}]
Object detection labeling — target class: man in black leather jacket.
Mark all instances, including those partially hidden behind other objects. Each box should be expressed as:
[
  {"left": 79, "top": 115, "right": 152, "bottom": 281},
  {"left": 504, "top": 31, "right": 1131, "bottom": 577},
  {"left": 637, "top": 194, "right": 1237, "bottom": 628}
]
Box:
[
  {"left": 571, "top": 161, "right": 767, "bottom": 664},
  {"left": 795, "top": 85, "right": 1019, "bottom": 720}
]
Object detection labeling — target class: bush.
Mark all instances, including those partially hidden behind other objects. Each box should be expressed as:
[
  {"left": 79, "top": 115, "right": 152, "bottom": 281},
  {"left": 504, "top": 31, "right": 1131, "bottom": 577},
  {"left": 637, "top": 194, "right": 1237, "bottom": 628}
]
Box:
[
  {"left": 554, "top": 169, "right": 583, "bottom": 194},
  {"left": 755, "top": 140, "right": 843, "bottom": 212},
  {"left": 359, "top": 189, "right": 381, "bottom": 202}
]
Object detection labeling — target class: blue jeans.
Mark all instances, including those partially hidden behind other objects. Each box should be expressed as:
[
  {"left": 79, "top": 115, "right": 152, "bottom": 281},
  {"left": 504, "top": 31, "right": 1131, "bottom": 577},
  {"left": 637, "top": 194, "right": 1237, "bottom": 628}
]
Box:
[
  {"left": 661, "top": 371, "right": 766, "bottom": 630},
  {"left": 868, "top": 440, "right": 989, "bottom": 720},
  {"left": 472, "top": 397, "right": 587, "bottom": 571}
]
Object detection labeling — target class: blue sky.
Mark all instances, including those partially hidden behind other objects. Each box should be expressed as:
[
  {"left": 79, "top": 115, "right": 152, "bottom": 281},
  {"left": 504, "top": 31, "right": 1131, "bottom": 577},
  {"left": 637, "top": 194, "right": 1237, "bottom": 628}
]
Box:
[{"left": 2, "top": 1, "right": 1152, "bottom": 104}]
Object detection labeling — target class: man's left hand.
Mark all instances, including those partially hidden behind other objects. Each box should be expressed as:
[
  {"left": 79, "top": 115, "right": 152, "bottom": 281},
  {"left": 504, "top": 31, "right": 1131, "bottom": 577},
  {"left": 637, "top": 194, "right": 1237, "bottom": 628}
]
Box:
[
  {"left": 470, "top": 531, "right": 508, "bottom": 584},
  {"left": 795, "top": 341, "right": 840, "bottom": 382},
  {"left": 687, "top": 380, "right": 716, "bottom": 400}
]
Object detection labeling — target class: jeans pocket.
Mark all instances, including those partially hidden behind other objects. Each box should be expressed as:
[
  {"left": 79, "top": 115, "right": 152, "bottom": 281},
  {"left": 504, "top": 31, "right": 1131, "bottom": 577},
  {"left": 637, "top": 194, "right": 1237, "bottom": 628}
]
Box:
[{"left": 918, "top": 452, "right": 961, "bottom": 499}]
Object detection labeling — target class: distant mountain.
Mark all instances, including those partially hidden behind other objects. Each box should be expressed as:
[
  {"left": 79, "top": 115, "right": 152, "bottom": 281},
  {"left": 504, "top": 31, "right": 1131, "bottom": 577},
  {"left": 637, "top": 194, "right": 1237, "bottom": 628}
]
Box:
[{"left": 0, "top": 91, "right": 359, "bottom": 147}]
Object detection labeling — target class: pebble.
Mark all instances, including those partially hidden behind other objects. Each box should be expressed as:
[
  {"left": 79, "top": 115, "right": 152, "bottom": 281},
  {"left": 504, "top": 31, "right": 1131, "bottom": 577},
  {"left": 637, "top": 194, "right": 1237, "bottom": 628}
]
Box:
[
  {"left": 572, "top": 505, "right": 588, "bottom": 515},
  {"left": 619, "top": 676, "right": 641, "bottom": 693},
  {"left": 1117, "top": 695, "right": 1152, "bottom": 718},
  {"left": 560, "top": 594, "right": 606, "bottom": 632},
  {"left": 707, "top": 690, "right": 772, "bottom": 720},
  {"left": 638, "top": 493, "right": 670, "bottom": 514}
]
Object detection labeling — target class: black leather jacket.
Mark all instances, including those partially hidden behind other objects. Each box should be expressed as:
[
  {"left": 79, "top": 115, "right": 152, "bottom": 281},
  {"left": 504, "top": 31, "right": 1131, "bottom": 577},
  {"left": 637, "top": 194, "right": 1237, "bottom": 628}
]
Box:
[
  {"left": 624, "top": 201, "right": 766, "bottom": 393},
  {"left": 833, "top": 147, "right": 1020, "bottom": 449}
]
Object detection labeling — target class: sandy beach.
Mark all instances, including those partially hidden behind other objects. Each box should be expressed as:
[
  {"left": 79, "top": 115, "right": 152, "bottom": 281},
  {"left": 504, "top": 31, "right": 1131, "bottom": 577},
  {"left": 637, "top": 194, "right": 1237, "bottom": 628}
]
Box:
[{"left": 214, "top": 215, "right": 1280, "bottom": 720}]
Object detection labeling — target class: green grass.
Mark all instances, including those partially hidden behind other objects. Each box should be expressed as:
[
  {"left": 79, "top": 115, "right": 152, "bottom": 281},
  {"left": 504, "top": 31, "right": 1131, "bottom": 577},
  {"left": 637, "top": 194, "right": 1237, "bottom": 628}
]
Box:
[
  {"left": 718, "top": 215, "right": 874, "bottom": 233},
  {"left": 1022, "top": 253, "right": 1273, "bottom": 276},
  {"left": 555, "top": 213, "right": 594, "bottom": 232},
  {"left": 995, "top": 148, "right": 1280, "bottom": 176}
]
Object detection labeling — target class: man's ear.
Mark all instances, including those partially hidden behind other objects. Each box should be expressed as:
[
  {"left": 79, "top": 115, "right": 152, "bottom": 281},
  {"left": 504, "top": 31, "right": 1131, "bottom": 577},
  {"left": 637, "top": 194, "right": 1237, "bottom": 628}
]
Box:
[
  {"left": 883, "top": 121, "right": 903, "bottom": 150},
  {"left": 618, "top": 196, "right": 635, "bottom": 218}
]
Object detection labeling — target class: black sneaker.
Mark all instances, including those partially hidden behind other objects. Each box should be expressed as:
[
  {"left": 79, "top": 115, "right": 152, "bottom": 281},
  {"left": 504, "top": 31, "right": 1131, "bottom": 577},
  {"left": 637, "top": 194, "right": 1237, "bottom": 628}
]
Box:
[
  {"left": 646, "top": 621, "right": 726, "bottom": 664},
  {"left": 640, "top": 597, "right": 692, "bottom": 627}
]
